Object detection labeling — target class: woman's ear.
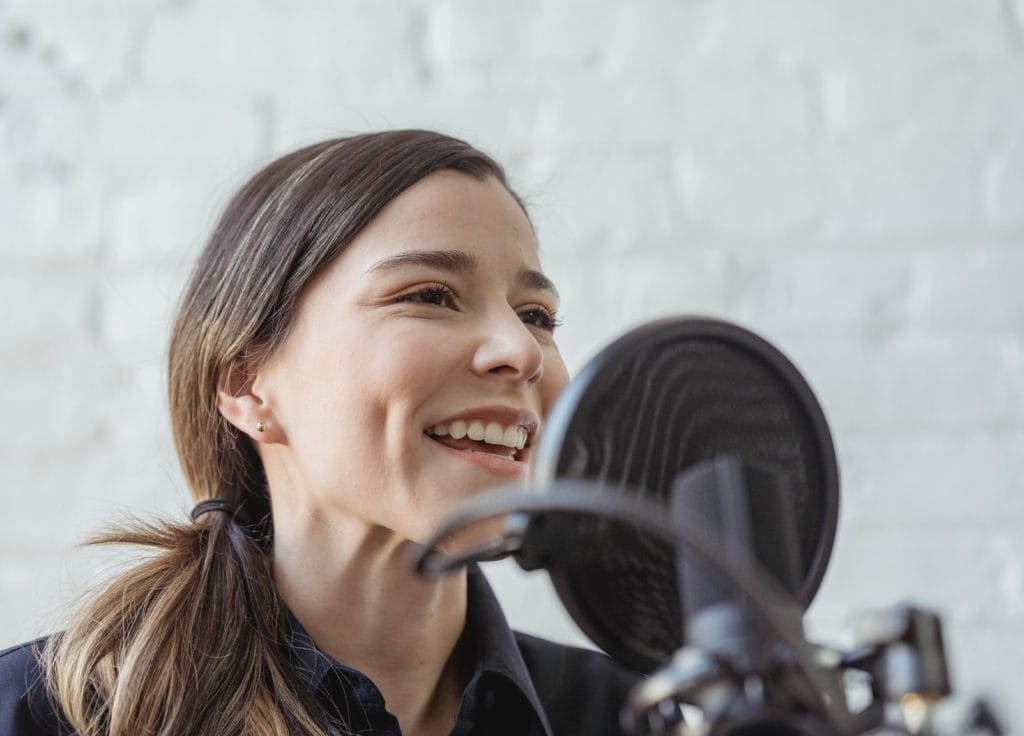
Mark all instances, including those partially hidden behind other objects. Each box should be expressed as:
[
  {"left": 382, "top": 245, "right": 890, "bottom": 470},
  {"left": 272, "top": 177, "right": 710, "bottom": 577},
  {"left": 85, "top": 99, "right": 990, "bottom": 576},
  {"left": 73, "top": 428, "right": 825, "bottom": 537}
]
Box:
[{"left": 216, "top": 358, "right": 283, "bottom": 444}]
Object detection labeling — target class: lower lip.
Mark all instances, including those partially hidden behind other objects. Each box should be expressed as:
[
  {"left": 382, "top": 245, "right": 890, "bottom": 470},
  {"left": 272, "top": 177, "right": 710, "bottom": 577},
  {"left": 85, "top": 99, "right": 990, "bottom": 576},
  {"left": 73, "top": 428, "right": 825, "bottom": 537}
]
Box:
[{"left": 425, "top": 435, "right": 529, "bottom": 478}]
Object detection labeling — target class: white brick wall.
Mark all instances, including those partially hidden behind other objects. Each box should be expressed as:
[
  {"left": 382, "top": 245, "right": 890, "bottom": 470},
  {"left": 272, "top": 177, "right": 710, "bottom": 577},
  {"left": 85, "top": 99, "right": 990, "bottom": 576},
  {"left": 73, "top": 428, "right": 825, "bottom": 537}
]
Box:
[{"left": 2, "top": 0, "right": 1022, "bottom": 729}]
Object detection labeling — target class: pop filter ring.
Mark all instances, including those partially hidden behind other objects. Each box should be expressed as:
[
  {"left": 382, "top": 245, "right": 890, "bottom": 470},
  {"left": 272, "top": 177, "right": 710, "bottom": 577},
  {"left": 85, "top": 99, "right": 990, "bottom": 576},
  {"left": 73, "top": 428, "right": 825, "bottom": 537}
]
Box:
[{"left": 531, "top": 317, "right": 841, "bottom": 673}]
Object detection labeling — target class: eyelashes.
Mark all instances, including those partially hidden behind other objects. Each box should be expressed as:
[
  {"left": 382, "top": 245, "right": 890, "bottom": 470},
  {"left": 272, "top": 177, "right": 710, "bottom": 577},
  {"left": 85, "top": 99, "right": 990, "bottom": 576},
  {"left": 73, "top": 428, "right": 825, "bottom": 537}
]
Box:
[
  {"left": 396, "top": 282, "right": 457, "bottom": 309},
  {"left": 518, "top": 306, "right": 562, "bottom": 331},
  {"left": 395, "top": 283, "right": 562, "bottom": 332}
]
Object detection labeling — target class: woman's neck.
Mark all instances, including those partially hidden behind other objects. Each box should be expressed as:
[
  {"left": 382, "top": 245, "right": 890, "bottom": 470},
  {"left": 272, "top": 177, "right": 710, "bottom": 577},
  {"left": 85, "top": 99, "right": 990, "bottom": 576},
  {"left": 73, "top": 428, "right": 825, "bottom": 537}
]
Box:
[{"left": 272, "top": 511, "right": 468, "bottom": 735}]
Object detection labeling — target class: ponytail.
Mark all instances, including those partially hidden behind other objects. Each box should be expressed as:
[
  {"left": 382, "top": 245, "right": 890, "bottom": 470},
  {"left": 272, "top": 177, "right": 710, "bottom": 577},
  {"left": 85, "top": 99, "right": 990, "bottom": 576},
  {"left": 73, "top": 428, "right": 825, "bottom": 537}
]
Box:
[{"left": 41, "top": 510, "right": 328, "bottom": 736}]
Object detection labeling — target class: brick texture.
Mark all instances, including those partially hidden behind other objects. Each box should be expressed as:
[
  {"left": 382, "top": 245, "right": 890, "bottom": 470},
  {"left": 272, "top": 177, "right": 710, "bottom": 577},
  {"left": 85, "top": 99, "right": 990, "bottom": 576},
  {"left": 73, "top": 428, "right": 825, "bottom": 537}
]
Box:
[{"left": 2, "top": 0, "right": 1022, "bottom": 729}]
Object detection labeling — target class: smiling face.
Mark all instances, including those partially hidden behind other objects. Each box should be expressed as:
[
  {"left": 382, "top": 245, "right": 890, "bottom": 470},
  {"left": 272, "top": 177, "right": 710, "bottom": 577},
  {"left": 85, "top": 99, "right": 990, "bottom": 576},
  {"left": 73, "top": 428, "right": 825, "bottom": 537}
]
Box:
[{"left": 248, "top": 171, "right": 569, "bottom": 543}]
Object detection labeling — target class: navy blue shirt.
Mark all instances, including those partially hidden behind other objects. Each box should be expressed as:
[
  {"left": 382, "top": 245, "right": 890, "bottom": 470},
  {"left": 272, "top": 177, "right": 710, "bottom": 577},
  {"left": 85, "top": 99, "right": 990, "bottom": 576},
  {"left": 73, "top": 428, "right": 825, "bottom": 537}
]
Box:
[{"left": 0, "top": 566, "right": 639, "bottom": 735}]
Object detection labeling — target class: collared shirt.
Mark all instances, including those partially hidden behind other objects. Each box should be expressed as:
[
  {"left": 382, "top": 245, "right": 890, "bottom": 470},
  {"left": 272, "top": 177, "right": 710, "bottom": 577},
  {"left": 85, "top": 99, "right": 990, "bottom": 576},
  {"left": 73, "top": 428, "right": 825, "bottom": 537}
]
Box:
[{"left": 0, "top": 566, "right": 640, "bottom": 735}]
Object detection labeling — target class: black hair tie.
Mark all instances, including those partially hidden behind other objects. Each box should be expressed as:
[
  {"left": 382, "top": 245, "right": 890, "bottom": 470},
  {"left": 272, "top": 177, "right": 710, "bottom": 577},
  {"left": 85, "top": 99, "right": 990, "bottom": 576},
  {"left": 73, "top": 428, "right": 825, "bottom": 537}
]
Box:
[{"left": 191, "top": 498, "right": 236, "bottom": 521}]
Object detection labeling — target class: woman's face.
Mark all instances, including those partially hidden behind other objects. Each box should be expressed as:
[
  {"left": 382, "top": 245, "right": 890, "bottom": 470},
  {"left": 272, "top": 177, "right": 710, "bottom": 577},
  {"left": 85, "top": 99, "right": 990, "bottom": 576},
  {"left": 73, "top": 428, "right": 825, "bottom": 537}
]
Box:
[{"left": 251, "top": 171, "right": 569, "bottom": 542}]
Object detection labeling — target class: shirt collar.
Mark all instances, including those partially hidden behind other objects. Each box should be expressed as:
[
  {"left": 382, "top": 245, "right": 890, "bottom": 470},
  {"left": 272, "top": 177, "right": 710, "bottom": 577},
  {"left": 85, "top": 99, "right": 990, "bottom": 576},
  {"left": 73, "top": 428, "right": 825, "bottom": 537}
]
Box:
[
  {"left": 287, "top": 612, "right": 337, "bottom": 695},
  {"left": 463, "top": 564, "right": 553, "bottom": 736},
  {"left": 283, "top": 564, "right": 552, "bottom": 736}
]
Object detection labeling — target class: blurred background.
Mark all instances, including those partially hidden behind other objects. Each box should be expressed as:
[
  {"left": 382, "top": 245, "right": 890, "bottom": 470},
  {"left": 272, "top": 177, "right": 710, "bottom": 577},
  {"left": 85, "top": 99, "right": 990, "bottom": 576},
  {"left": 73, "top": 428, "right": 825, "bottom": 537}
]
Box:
[{"left": 2, "top": 0, "right": 1022, "bottom": 728}]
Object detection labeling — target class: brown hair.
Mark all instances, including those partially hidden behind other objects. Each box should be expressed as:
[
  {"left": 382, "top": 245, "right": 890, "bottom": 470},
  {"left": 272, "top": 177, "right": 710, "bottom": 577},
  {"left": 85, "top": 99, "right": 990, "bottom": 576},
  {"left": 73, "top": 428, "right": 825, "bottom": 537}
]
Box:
[{"left": 42, "top": 130, "right": 514, "bottom": 736}]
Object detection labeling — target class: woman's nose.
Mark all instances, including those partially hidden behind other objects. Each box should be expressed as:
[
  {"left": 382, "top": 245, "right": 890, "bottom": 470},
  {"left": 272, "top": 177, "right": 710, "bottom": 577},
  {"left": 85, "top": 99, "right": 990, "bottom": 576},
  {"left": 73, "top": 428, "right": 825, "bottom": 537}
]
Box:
[{"left": 471, "top": 308, "right": 545, "bottom": 384}]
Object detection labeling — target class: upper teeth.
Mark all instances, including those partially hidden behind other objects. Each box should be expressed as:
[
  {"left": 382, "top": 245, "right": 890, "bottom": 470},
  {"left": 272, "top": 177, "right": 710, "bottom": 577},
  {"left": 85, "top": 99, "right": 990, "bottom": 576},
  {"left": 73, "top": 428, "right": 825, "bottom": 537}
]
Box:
[{"left": 427, "top": 420, "right": 528, "bottom": 450}]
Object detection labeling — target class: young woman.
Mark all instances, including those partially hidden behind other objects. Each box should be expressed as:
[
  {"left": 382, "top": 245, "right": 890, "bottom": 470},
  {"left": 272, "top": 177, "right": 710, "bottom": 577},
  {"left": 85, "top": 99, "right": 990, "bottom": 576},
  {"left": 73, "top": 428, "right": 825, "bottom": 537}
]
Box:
[{"left": 0, "top": 130, "right": 639, "bottom": 735}]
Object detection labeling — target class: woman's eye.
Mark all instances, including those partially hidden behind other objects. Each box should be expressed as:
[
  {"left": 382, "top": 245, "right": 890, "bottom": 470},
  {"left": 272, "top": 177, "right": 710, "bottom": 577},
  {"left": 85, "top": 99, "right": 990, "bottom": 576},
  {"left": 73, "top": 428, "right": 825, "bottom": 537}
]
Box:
[
  {"left": 519, "top": 307, "right": 562, "bottom": 332},
  {"left": 396, "top": 283, "right": 457, "bottom": 309}
]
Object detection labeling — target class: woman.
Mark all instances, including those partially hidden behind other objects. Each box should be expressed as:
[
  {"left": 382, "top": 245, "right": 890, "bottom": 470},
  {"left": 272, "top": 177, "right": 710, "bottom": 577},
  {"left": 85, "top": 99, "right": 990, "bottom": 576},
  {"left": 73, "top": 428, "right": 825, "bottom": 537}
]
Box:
[{"left": 0, "top": 130, "right": 639, "bottom": 735}]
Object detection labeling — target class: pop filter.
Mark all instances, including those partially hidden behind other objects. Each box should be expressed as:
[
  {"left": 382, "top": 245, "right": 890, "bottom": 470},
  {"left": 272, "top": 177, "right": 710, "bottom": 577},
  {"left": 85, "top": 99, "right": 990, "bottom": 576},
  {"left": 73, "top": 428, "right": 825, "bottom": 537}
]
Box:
[{"left": 527, "top": 317, "right": 839, "bottom": 673}]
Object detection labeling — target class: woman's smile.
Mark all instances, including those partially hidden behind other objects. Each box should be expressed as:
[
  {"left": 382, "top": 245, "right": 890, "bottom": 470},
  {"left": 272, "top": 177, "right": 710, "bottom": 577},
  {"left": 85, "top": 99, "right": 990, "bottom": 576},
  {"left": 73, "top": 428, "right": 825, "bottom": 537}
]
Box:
[{"left": 423, "top": 404, "right": 539, "bottom": 476}]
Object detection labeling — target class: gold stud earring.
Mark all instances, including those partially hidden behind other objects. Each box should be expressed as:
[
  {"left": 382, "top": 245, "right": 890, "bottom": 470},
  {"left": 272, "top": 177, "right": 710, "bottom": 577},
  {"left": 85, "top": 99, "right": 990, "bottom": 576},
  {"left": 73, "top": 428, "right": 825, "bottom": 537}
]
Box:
[{"left": 256, "top": 421, "right": 266, "bottom": 433}]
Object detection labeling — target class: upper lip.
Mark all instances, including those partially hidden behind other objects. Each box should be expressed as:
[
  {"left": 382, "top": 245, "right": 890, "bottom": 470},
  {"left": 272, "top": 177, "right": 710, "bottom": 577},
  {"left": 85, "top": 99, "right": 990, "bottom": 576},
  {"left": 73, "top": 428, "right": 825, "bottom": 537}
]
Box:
[{"left": 426, "top": 405, "right": 540, "bottom": 436}]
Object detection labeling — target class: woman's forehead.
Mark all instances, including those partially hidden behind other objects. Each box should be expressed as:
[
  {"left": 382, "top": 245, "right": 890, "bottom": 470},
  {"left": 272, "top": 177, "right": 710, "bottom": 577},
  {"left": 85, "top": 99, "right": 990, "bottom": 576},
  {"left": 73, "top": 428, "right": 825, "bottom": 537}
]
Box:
[{"left": 337, "top": 171, "right": 542, "bottom": 274}]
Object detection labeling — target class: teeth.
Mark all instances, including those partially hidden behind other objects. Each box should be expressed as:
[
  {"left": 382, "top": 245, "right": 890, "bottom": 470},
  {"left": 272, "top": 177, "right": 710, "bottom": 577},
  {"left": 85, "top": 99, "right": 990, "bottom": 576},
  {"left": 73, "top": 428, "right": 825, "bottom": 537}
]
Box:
[{"left": 428, "top": 419, "right": 530, "bottom": 450}]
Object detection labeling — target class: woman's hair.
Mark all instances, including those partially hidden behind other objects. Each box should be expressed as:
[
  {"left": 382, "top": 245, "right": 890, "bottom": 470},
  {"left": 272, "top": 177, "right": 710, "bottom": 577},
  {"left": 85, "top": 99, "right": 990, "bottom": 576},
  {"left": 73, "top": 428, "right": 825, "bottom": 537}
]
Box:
[{"left": 42, "top": 130, "right": 515, "bottom": 736}]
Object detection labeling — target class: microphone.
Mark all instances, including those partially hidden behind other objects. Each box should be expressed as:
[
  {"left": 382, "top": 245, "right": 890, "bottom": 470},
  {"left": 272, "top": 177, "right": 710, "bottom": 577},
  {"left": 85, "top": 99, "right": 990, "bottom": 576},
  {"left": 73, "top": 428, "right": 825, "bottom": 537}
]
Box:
[{"left": 414, "top": 317, "right": 998, "bottom": 736}]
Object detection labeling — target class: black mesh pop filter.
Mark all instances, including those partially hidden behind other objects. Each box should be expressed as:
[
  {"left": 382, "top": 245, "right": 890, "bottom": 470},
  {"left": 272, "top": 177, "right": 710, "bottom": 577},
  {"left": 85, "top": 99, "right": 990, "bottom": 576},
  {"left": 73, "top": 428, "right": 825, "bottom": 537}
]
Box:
[{"left": 529, "top": 317, "right": 840, "bottom": 673}]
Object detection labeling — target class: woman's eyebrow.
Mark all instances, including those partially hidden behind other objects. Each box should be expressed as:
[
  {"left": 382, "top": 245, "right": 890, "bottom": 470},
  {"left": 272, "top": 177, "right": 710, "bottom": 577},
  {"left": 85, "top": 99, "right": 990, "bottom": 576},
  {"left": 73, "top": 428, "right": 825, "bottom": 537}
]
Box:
[
  {"left": 366, "top": 248, "right": 559, "bottom": 300},
  {"left": 518, "top": 266, "right": 559, "bottom": 301},
  {"left": 366, "top": 249, "right": 477, "bottom": 275}
]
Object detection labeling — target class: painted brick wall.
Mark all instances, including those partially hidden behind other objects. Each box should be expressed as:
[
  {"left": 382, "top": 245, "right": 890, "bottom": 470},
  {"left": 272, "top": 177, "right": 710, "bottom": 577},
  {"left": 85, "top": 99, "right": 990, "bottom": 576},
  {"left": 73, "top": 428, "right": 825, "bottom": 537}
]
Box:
[{"left": 2, "top": 0, "right": 1022, "bottom": 729}]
